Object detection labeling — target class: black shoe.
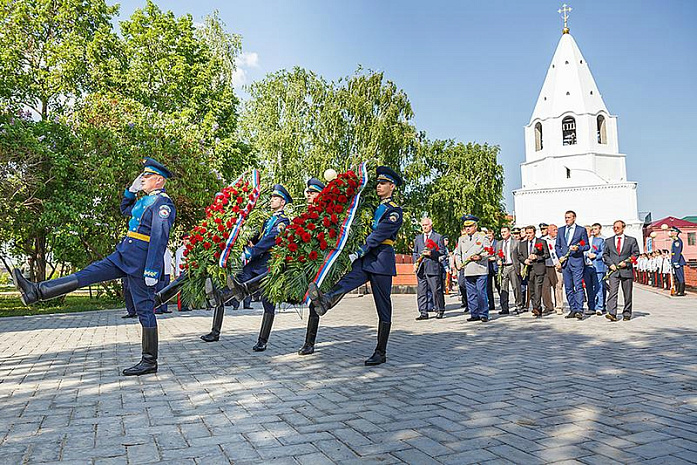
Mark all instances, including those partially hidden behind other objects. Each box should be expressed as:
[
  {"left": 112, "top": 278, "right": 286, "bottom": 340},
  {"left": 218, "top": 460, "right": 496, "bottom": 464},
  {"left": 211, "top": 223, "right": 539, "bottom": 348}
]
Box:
[
  {"left": 622, "top": 316, "right": 631, "bottom": 321},
  {"left": 565, "top": 312, "right": 576, "bottom": 319},
  {"left": 466, "top": 316, "right": 479, "bottom": 322},
  {"left": 200, "top": 332, "right": 219, "bottom": 342},
  {"left": 415, "top": 314, "right": 429, "bottom": 320},
  {"left": 308, "top": 282, "right": 345, "bottom": 316},
  {"left": 606, "top": 313, "right": 618, "bottom": 322},
  {"left": 121, "top": 314, "right": 137, "bottom": 319},
  {"left": 460, "top": 302, "right": 467, "bottom": 308},
  {"left": 480, "top": 317, "right": 489, "bottom": 322},
  {"left": 365, "top": 321, "right": 390, "bottom": 366},
  {"left": 499, "top": 310, "right": 510, "bottom": 315},
  {"left": 123, "top": 327, "right": 158, "bottom": 376},
  {"left": 252, "top": 313, "right": 275, "bottom": 352},
  {"left": 298, "top": 343, "right": 315, "bottom": 355},
  {"left": 575, "top": 312, "right": 583, "bottom": 320},
  {"left": 532, "top": 309, "right": 542, "bottom": 317},
  {"left": 436, "top": 311, "right": 444, "bottom": 319}
]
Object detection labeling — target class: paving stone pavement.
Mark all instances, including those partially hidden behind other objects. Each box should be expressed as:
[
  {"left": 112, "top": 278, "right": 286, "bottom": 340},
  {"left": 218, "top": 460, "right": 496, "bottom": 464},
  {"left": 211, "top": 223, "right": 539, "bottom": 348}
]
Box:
[{"left": 1, "top": 285, "right": 696, "bottom": 464}]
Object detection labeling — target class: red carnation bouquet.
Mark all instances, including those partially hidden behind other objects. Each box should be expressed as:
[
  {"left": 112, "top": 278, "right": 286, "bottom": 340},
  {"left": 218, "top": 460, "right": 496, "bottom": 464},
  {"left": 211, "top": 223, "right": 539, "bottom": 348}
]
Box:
[
  {"left": 521, "top": 242, "right": 545, "bottom": 279},
  {"left": 414, "top": 239, "right": 440, "bottom": 273},
  {"left": 180, "top": 173, "right": 267, "bottom": 306},
  {"left": 495, "top": 249, "right": 505, "bottom": 287},
  {"left": 560, "top": 239, "right": 586, "bottom": 268},
  {"left": 263, "top": 168, "right": 370, "bottom": 304}
]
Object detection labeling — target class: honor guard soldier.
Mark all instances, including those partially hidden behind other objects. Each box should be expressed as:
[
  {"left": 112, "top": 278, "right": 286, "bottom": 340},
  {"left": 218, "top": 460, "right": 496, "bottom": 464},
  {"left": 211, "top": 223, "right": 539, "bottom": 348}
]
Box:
[
  {"left": 204, "top": 184, "right": 292, "bottom": 351},
  {"left": 670, "top": 226, "right": 687, "bottom": 296},
  {"left": 304, "top": 177, "right": 325, "bottom": 205},
  {"left": 298, "top": 176, "right": 327, "bottom": 356},
  {"left": 307, "top": 166, "right": 403, "bottom": 366},
  {"left": 13, "top": 158, "right": 175, "bottom": 376}
]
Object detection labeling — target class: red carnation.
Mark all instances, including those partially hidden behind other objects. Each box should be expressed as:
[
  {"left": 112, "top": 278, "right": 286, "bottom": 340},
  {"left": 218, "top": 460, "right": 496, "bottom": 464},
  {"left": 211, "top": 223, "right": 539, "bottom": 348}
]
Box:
[
  {"left": 347, "top": 187, "right": 355, "bottom": 196},
  {"left": 426, "top": 239, "right": 440, "bottom": 251},
  {"left": 196, "top": 234, "right": 204, "bottom": 242},
  {"left": 579, "top": 240, "right": 586, "bottom": 246},
  {"left": 217, "top": 224, "right": 225, "bottom": 232},
  {"left": 319, "top": 240, "right": 328, "bottom": 251},
  {"left": 202, "top": 242, "right": 212, "bottom": 250},
  {"left": 331, "top": 214, "right": 338, "bottom": 224},
  {"left": 317, "top": 232, "right": 325, "bottom": 241},
  {"left": 322, "top": 217, "right": 331, "bottom": 228},
  {"left": 212, "top": 235, "right": 221, "bottom": 243},
  {"left": 275, "top": 237, "right": 282, "bottom": 245},
  {"left": 306, "top": 223, "right": 316, "bottom": 230},
  {"left": 214, "top": 251, "right": 221, "bottom": 259},
  {"left": 236, "top": 197, "right": 244, "bottom": 204},
  {"left": 183, "top": 249, "right": 189, "bottom": 257},
  {"left": 497, "top": 250, "right": 505, "bottom": 259},
  {"left": 285, "top": 255, "right": 293, "bottom": 262},
  {"left": 328, "top": 229, "right": 337, "bottom": 239},
  {"left": 218, "top": 242, "right": 225, "bottom": 250},
  {"left": 309, "top": 250, "right": 318, "bottom": 261},
  {"left": 310, "top": 211, "right": 319, "bottom": 219},
  {"left": 248, "top": 194, "right": 255, "bottom": 201},
  {"left": 288, "top": 242, "right": 298, "bottom": 252},
  {"left": 202, "top": 221, "right": 207, "bottom": 227},
  {"left": 302, "top": 233, "right": 312, "bottom": 243},
  {"left": 298, "top": 255, "right": 306, "bottom": 263},
  {"left": 338, "top": 195, "right": 348, "bottom": 203},
  {"left": 535, "top": 243, "right": 544, "bottom": 251},
  {"left": 222, "top": 231, "right": 230, "bottom": 239}
]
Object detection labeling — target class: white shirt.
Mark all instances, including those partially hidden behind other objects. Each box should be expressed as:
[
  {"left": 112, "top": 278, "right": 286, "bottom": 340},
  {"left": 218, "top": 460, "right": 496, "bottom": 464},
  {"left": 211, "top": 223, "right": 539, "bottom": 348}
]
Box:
[
  {"left": 163, "top": 248, "right": 174, "bottom": 276},
  {"left": 175, "top": 244, "right": 187, "bottom": 277},
  {"left": 613, "top": 234, "right": 626, "bottom": 254},
  {"left": 565, "top": 223, "right": 577, "bottom": 246}
]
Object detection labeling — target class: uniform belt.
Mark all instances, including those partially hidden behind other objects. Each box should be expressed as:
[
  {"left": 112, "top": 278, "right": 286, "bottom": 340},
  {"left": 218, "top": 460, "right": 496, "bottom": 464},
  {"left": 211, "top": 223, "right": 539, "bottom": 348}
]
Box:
[
  {"left": 127, "top": 231, "right": 150, "bottom": 242},
  {"left": 381, "top": 239, "right": 395, "bottom": 246}
]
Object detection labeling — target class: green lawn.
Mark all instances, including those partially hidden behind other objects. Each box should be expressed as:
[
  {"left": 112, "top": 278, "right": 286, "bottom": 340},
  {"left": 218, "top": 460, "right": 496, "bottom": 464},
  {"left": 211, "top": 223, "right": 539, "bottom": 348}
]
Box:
[{"left": 0, "top": 294, "right": 124, "bottom": 317}]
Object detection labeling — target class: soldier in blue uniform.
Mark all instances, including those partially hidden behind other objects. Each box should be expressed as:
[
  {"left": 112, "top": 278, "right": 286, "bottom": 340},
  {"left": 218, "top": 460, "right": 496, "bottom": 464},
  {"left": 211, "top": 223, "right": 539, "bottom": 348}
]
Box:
[
  {"left": 202, "top": 184, "right": 292, "bottom": 351},
  {"left": 670, "top": 226, "right": 687, "bottom": 296},
  {"left": 12, "top": 158, "right": 175, "bottom": 376},
  {"left": 307, "top": 166, "right": 403, "bottom": 366}
]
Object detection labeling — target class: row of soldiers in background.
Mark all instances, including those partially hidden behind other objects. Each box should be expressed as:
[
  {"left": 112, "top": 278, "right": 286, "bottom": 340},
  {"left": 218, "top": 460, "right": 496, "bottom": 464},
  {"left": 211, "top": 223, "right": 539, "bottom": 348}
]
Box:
[{"left": 634, "top": 226, "right": 687, "bottom": 296}]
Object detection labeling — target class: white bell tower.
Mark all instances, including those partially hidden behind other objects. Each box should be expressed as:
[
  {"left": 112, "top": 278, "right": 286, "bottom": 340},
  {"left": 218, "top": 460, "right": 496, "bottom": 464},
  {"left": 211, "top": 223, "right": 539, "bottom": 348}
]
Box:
[{"left": 513, "top": 4, "right": 642, "bottom": 242}]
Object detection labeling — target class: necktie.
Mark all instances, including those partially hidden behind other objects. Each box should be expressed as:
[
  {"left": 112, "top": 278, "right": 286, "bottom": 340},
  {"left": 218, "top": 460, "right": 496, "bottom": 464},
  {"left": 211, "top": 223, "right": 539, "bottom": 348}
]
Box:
[
  {"left": 505, "top": 240, "right": 509, "bottom": 263},
  {"left": 565, "top": 227, "right": 571, "bottom": 244},
  {"left": 529, "top": 240, "right": 533, "bottom": 255},
  {"left": 616, "top": 236, "right": 622, "bottom": 254}
]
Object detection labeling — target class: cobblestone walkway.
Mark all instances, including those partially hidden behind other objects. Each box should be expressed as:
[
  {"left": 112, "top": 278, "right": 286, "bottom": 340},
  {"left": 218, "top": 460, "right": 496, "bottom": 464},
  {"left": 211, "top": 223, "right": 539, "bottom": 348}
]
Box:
[{"left": 1, "top": 286, "right": 696, "bottom": 464}]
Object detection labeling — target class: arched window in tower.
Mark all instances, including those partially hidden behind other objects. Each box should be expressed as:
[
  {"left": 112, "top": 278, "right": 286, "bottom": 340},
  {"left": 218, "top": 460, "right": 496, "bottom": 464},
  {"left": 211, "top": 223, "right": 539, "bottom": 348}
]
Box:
[
  {"left": 597, "top": 115, "right": 607, "bottom": 144},
  {"left": 534, "top": 122, "right": 543, "bottom": 151},
  {"left": 562, "top": 116, "right": 577, "bottom": 146}
]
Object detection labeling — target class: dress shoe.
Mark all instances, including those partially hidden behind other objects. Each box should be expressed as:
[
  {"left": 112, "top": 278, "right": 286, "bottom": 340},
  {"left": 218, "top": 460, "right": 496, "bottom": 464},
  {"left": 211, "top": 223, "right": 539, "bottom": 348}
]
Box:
[
  {"left": 415, "top": 314, "right": 429, "bottom": 320},
  {"left": 466, "top": 316, "right": 479, "bottom": 322},
  {"left": 532, "top": 309, "right": 541, "bottom": 317},
  {"left": 498, "top": 310, "right": 510, "bottom": 315},
  {"left": 480, "top": 317, "right": 488, "bottom": 322},
  {"left": 252, "top": 341, "right": 267, "bottom": 351},
  {"left": 436, "top": 311, "right": 444, "bottom": 319},
  {"left": 605, "top": 313, "right": 618, "bottom": 322},
  {"left": 121, "top": 314, "right": 137, "bottom": 319},
  {"left": 460, "top": 302, "right": 467, "bottom": 308},
  {"left": 200, "top": 333, "right": 220, "bottom": 342},
  {"left": 565, "top": 312, "right": 576, "bottom": 319},
  {"left": 623, "top": 316, "right": 631, "bottom": 321},
  {"left": 596, "top": 310, "right": 603, "bottom": 316},
  {"left": 575, "top": 312, "right": 583, "bottom": 320}
]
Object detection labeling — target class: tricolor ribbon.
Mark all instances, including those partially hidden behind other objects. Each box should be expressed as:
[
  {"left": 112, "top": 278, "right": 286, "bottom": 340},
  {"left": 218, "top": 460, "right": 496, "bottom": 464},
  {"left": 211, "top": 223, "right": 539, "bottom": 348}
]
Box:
[
  {"left": 219, "top": 169, "right": 261, "bottom": 268},
  {"left": 303, "top": 162, "right": 370, "bottom": 304}
]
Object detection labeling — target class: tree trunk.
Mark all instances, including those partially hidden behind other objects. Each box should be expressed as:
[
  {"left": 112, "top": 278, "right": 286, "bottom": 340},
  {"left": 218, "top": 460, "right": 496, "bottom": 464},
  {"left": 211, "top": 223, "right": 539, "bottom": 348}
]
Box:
[{"left": 34, "top": 231, "right": 47, "bottom": 282}]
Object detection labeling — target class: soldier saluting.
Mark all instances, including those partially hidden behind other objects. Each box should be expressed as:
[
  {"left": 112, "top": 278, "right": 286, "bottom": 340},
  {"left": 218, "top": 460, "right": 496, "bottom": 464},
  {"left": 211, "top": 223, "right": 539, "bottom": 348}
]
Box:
[{"left": 12, "top": 158, "right": 175, "bottom": 376}]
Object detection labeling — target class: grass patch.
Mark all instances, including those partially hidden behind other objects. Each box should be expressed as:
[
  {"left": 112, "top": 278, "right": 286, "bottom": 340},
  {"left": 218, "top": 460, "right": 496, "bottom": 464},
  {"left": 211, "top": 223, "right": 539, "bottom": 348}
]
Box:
[{"left": 0, "top": 294, "right": 124, "bottom": 317}]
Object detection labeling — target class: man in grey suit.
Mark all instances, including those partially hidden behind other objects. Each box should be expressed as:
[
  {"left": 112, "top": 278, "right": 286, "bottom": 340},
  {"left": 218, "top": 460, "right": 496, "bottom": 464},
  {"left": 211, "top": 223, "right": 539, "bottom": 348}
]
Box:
[
  {"left": 602, "top": 220, "right": 640, "bottom": 321},
  {"left": 413, "top": 217, "right": 446, "bottom": 319},
  {"left": 495, "top": 226, "right": 521, "bottom": 314},
  {"left": 516, "top": 225, "right": 551, "bottom": 317}
]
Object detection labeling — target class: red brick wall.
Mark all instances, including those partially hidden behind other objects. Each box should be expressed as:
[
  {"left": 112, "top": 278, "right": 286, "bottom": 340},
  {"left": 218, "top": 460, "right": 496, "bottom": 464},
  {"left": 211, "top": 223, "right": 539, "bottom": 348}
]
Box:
[{"left": 685, "top": 264, "right": 697, "bottom": 290}]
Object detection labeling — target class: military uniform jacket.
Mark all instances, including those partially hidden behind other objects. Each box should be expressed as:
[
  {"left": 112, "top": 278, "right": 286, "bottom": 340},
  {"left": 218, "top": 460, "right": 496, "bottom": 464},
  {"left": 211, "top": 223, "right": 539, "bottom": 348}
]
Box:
[
  {"left": 246, "top": 211, "right": 290, "bottom": 273},
  {"left": 357, "top": 198, "right": 403, "bottom": 276},
  {"left": 671, "top": 237, "right": 687, "bottom": 268},
  {"left": 454, "top": 231, "right": 491, "bottom": 277},
  {"left": 111, "top": 189, "right": 176, "bottom": 280}
]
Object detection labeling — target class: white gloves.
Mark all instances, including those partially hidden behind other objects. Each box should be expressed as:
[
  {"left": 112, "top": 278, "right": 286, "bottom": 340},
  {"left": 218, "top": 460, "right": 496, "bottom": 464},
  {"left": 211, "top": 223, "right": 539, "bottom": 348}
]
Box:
[
  {"left": 128, "top": 174, "right": 144, "bottom": 193},
  {"left": 240, "top": 252, "right": 248, "bottom": 266},
  {"left": 348, "top": 253, "right": 359, "bottom": 263},
  {"left": 145, "top": 277, "right": 158, "bottom": 287}
]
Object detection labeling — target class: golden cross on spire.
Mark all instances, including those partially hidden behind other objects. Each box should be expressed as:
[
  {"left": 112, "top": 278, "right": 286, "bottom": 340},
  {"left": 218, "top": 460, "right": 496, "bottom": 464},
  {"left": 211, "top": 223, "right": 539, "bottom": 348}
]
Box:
[{"left": 558, "top": 3, "right": 572, "bottom": 34}]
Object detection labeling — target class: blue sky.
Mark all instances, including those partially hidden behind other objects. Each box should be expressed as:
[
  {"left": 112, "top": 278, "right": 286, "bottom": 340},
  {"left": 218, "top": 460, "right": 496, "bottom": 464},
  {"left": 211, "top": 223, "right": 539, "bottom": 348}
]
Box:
[{"left": 117, "top": 0, "right": 697, "bottom": 220}]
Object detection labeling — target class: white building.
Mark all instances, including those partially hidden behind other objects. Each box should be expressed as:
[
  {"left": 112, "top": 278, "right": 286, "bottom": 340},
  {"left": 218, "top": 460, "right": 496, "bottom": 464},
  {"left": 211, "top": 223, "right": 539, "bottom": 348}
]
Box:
[{"left": 513, "top": 19, "right": 642, "bottom": 244}]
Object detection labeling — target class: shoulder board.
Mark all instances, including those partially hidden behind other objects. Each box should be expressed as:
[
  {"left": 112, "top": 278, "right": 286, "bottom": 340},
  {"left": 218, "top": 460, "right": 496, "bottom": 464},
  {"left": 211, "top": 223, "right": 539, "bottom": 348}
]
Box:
[
  {"left": 159, "top": 193, "right": 170, "bottom": 199},
  {"left": 389, "top": 201, "right": 398, "bottom": 208}
]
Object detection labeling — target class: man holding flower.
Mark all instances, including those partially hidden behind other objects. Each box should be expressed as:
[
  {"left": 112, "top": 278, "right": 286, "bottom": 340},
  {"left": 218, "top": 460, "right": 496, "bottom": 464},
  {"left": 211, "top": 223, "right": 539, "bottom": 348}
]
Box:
[
  {"left": 413, "top": 217, "right": 446, "bottom": 320},
  {"left": 516, "top": 225, "right": 550, "bottom": 317},
  {"left": 454, "top": 215, "right": 491, "bottom": 322},
  {"left": 603, "top": 220, "right": 640, "bottom": 321},
  {"left": 555, "top": 210, "right": 590, "bottom": 319}
]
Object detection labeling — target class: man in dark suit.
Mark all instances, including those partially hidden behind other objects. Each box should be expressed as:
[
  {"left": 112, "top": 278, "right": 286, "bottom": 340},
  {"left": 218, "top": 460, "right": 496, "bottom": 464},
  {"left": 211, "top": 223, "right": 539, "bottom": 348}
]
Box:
[
  {"left": 517, "top": 225, "right": 550, "bottom": 317},
  {"left": 555, "top": 210, "right": 590, "bottom": 319},
  {"left": 603, "top": 220, "right": 640, "bottom": 321},
  {"left": 495, "top": 226, "right": 520, "bottom": 314},
  {"left": 413, "top": 217, "right": 446, "bottom": 320}
]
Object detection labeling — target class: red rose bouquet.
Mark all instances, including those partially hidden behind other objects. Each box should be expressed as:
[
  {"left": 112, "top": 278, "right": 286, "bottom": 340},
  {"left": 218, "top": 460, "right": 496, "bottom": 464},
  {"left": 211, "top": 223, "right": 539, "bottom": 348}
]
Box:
[
  {"left": 180, "top": 171, "right": 267, "bottom": 306},
  {"left": 263, "top": 166, "right": 370, "bottom": 304}
]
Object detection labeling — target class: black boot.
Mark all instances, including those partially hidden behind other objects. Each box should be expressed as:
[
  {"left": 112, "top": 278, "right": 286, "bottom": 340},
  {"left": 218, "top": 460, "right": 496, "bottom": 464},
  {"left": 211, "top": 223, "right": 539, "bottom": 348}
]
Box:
[
  {"left": 154, "top": 273, "right": 187, "bottom": 307},
  {"left": 229, "top": 271, "right": 269, "bottom": 300},
  {"left": 201, "top": 304, "right": 225, "bottom": 342},
  {"left": 123, "top": 327, "right": 158, "bottom": 376},
  {"left": 204, "top": 277, "right": 238, "bottom": 307},
  {"left": 365, "top": 321, "right": 391, "bottom": 366},
  {"left": 307, "top": 282, "right": 346, "bottom": 316},
  {"left": 12, "top": 269, "right": 80, "bottom": 306},
  {"left": 298, "top": 309, "right": 320, "bottom": 355},
  {"left": 252, "top": 312, "right": 275, "bottom": 352},
  {"left": 677, "top": 282, "right": 686, "bottom": 296}
]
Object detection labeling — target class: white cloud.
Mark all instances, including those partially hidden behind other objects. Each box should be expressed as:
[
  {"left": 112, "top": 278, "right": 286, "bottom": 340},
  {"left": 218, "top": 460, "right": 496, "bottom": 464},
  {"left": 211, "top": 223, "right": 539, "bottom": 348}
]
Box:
[{"left": 232, "top": 52, "right": 260, "bottom": 89}]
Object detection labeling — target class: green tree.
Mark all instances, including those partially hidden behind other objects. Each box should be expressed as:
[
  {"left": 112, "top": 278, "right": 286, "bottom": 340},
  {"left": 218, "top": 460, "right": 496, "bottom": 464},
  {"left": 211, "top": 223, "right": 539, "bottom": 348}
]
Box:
[{"left": 406, "top": 139, "right": 506, "bottom": 241}]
